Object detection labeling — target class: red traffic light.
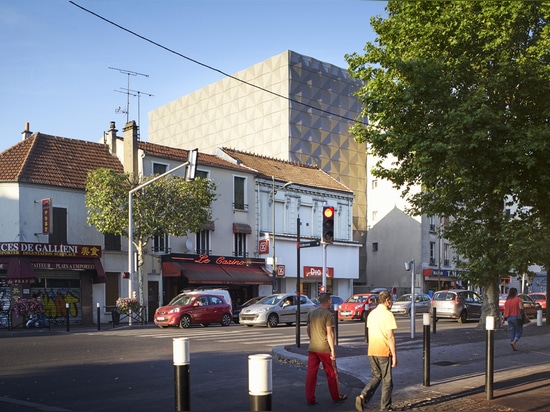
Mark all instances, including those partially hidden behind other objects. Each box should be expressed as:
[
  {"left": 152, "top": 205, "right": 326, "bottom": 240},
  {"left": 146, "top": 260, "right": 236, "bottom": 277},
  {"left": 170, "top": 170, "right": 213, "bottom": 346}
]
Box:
[
  {"left": 322, "top": 206, "right": 335, "bottom": 244},
  {"left": 323, "top": 206, "right": 334, "bottom": 219}
]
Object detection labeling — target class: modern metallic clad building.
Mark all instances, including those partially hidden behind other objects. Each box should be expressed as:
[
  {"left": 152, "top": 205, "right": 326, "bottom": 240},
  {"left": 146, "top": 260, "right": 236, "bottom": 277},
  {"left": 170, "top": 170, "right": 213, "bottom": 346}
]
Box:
[{"left": 149, "top": 50, "right": 368, "bottom": 283}]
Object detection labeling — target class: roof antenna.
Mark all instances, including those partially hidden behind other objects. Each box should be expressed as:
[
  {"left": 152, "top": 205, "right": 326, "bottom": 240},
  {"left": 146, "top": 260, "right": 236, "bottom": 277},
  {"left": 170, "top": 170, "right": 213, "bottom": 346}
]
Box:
[
  {"left": 108, "top": 67, "right": 149, "bottom": 125},
  {"left": 118, "top": 87, "right": 154, "bottom": 137}
]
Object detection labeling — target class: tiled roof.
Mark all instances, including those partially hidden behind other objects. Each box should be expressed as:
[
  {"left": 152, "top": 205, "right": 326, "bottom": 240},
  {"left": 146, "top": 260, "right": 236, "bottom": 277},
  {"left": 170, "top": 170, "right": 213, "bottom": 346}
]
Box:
[
  {"left": 138, "top": 141, "right": 253, "bottom": 173},
  {"left": 0, "top": 133, "right": 124, "bottom": 189},
  {"left": 220, "top": 148, "right": 352, "bottom": 194}
]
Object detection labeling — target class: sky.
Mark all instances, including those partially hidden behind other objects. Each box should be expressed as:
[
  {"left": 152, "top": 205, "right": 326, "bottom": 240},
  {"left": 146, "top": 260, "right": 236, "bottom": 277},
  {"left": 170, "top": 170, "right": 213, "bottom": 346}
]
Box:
[{"left": 0, "top": 0, "right": 387, "bottom": 152}]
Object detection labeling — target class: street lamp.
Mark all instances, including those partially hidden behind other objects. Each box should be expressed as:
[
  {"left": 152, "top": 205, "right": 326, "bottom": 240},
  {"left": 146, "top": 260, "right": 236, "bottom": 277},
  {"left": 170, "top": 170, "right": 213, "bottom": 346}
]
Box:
[
  {"left": 128, "top": 149, "right": 198, "bottom": 317},
  {"left": 271, "top": 178, "right": 293, "bottom": 293},
  {"left": 404, "top": 259, "right": 416, "bottom": 338}
]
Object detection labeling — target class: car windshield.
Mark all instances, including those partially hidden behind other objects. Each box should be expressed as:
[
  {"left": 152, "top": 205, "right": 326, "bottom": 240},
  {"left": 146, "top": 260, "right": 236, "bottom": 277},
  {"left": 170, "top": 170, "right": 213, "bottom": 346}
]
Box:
[
  {"left": 168, "top": 294, "right": 194, "bottom": 306},
  {"left": 530, "top": 294, "right": 545, "bottom": 299},
  {"left": 397, "top": 295, "right": 412, "bottom": 302},
  {"left": 257, "top": 295, "right": 285, "bottom": 305},
  {"left": 346, "top": 295, "right": 367, "bottom": 303}
]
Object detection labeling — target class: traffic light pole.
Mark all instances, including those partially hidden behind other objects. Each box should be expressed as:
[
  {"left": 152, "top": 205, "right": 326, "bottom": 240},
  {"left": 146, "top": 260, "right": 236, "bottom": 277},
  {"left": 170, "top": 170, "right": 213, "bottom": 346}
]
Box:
[
  {"left": 322, "top": 243, "right": 327, "bottom": 290},
  {"left": 296, "top": 217, "right": 301, "bottom": 348}
]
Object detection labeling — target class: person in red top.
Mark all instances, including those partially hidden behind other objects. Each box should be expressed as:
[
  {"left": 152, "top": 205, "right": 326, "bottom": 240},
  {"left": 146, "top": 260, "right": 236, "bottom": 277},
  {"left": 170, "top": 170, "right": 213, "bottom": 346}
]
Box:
[{"left": 504, "top": 287, "right": 524, "bottom": 351}]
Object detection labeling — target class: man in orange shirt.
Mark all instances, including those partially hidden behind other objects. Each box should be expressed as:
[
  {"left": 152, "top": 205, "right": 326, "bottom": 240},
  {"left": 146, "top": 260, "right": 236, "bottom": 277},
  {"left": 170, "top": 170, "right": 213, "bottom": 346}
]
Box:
[{"left": 356, "top": 290, "right": 397, "bottom": 411}]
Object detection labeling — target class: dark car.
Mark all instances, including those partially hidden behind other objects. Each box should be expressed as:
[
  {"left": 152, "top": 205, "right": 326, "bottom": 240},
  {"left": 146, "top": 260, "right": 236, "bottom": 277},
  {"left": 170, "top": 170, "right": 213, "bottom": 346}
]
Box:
[
  {"left": 430, "top": 289, "right": 482, "bottom": 323},
  {"left": 154, "top": 292, "right": 232, "bottom": 329},
  {"left": 233, "top": 296, "right": 264, "bottom": 323},
  {"left": 313, "top": 295, "right": 344, "bottom": 313}
]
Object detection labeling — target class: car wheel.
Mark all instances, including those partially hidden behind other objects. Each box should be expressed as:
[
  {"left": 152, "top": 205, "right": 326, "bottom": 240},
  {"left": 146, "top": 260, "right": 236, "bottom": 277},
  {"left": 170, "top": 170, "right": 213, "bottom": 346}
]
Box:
[
  {"left": 221, "top": 313, "right": 232, "bottom": 326},
  {"left": 361, "top": 311, "right": 367, "bottom": 321},
  {"left": 179, "top": 315, "right": 192, "bottom": 329},
  {"left": 267, "top": 313, "right": 279, "bottom": 328},
  {"left": 458, "top": 310, "right": 467, "bottom": 324}
]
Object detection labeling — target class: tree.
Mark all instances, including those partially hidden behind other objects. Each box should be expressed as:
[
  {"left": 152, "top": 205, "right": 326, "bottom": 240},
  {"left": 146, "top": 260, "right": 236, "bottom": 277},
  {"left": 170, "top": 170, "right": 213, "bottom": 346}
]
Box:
[
  {"left": 346, "top": 1, "right": 550, "bottom": 327},
  {"left": 85, "top": 168, "right": 217, "bottom": 303}
]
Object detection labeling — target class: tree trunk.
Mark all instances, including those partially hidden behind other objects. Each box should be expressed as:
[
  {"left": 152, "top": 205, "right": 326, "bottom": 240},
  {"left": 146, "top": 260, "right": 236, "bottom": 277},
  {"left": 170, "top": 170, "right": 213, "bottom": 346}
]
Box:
[{"left": 479, "top": 280, "right": 501, "bottom": 329}]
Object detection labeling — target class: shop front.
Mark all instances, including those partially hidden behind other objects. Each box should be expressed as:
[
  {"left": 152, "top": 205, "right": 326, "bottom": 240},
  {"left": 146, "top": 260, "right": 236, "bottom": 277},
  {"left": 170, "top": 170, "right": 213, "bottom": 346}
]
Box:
[
  {"left": 161, "top": 254, "right": 271, "bottom": 306},
  {"left": 422, "top": 268, "right": 463, "bottom": 293},
  {"left": 0, "top": 242, "right": 105, "bottom": 328}
]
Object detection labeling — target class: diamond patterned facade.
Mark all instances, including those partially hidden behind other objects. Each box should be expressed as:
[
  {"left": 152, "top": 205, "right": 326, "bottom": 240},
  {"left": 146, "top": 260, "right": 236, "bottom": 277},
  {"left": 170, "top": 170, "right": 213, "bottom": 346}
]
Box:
[{"left": 149, "top": 50, "right": 368, "bottom": 281}]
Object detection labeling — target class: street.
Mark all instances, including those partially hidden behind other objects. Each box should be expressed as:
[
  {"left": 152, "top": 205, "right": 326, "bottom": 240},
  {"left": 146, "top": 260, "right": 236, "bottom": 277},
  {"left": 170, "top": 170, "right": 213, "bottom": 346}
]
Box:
[{"left": 0, "top": 318, "right": 494, "bottom": 411}]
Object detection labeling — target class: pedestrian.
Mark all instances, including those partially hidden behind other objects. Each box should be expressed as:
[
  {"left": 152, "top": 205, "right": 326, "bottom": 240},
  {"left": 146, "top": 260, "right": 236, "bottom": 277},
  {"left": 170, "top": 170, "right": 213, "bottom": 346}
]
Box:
[
  {"left": 305, "top": 292, "right": 347, "bottom": 406},
  {"left": 356, "top": 290, "right": 397, "bottom": 411},
  {"left": 504, "top": 287, "right": 523, "bottom": 351}
]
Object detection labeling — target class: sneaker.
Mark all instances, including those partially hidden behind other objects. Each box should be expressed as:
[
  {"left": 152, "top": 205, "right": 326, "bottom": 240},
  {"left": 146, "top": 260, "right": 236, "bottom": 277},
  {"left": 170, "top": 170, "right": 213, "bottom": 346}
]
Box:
[{"left": 355, "top": 395, "right": 364, "bottom": 411}]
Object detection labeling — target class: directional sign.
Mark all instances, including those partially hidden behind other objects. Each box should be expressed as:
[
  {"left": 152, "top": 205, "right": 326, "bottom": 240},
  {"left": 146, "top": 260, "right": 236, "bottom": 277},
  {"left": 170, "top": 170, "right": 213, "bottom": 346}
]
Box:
[{"left": 298, "top": 240, "right": 321, "bottom": 248}]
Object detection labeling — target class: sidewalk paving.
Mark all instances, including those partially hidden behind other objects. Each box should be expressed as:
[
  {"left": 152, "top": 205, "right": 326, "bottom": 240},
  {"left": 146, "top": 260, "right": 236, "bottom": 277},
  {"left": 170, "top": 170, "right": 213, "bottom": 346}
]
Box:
[{"left": 273, "top": 322, "right": 550, "bottom": 411}]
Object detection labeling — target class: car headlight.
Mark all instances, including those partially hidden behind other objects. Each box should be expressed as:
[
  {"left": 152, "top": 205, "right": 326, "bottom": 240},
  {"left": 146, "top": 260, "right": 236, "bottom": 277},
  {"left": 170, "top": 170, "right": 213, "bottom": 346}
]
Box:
[
  {"left": 259, "top": 307, "right": 270, "bottom": 313},
  {"left": 169, "top": 308, "right": 180, "bottom": 314},
  {"left": 354, "top": 304, "right": 363, "bottom": 310}
]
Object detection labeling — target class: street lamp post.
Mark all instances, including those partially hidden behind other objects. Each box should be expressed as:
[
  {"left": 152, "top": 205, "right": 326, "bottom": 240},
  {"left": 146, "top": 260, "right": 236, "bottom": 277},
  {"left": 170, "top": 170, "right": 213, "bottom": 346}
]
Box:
[
  {"left": 404, "top": 259, "right": 416, "bottom": 339},
  {"left": 128, "top": 149, "right": 197, "bottom": 314}
]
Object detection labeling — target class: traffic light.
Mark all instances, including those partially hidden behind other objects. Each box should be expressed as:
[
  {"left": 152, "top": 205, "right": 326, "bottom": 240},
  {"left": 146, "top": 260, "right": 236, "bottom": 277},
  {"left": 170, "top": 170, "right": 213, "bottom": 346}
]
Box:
[
  {"left": 318, "top": 284, "right": 326, "bottom": 294},
  {"left": 322, "top": 206, "right": 335, "bottom": 244}
]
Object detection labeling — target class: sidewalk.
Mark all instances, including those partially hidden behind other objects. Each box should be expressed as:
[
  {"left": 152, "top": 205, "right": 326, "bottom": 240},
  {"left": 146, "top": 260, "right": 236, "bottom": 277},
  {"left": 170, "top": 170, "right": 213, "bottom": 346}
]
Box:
[{"left": 273, "top": 322, "right": 550, "bottom": 411}]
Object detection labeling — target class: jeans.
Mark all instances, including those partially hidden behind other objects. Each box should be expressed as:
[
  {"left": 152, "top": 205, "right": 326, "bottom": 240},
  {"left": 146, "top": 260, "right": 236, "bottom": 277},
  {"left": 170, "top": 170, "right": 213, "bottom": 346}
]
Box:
[
  {"left": 508, "top": 315, "right": 523, "bottom": 342},
  {"left": 360, "top": 356, "right": 393, "bottom": 410}
]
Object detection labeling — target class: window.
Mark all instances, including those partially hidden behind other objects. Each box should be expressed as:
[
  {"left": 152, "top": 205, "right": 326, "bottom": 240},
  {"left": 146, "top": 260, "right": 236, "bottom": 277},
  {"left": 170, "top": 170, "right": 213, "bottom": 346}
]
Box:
[
  {"left": 429, "top": 242, "right": 436, "bottom": 266},
  {"left": 443, "top": 243, "right": 450, "bottom": 266},
  {"left": 153, "top": 163, "right": 168, "bottom": 175},
  {"left": 104, "top": 233, "right": 121, "bottom": 251},
  {"left": 429, "top": 216, "right": 436, "bottom": 232},
  {"left": 196, "top": 230, "right": 211, "bottom": 254},
  {"left": 234, "top": 233, "right": 247, "bottom": 257},
  {"left": 50, "top": 207, "right": 67, "bottom": 244},
  {"left": 233, "top": 176, "right": 247, "bottom": 210},
  {"left": 371, "top": 179, "right": 378, "bottom": 189},
  {"left": 153, "top": 233, "right": 169, "bottom": 254},
  {"left": 195, "top": 170, "right": 209, "bottom": 179},
  {"left": 372, "top": 242, "right": 378, "bottom": 252}
]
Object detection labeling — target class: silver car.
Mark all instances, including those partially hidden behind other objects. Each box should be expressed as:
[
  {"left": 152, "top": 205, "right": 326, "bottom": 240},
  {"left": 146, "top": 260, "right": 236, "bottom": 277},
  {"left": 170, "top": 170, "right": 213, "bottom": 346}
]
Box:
[
  {"left": 429, "top": 289, "right": 482, "bottom": 323},
  {"left": 390, "top": 293, "right": 431, "bottom": 316},
  {"left": 239, "top": 293, "right": 315, "bottom": 328}
]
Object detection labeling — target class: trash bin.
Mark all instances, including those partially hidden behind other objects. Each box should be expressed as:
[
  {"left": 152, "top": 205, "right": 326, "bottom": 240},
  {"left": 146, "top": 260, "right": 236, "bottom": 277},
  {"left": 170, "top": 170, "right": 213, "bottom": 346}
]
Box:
[{"left": 111, "top": 308, "right": 120, "bottom": 327}]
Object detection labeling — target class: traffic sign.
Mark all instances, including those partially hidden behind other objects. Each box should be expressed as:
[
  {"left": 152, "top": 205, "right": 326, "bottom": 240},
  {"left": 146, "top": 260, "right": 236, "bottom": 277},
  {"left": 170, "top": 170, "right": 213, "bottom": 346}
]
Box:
[{"left": 298, "top": 240, "right": 321, "bottom": 248}]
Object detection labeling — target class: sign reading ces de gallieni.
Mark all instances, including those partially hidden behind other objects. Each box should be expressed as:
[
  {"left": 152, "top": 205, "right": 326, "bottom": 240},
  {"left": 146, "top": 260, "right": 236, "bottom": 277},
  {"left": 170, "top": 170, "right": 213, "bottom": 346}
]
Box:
[{"left": 0, "top": 242, "right": 102, "bottom": 258}]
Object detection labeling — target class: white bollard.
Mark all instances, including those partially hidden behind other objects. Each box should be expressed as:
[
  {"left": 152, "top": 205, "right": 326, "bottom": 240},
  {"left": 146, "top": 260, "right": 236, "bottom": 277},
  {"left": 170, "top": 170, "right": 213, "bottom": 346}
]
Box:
[
  {"left": 249, "top": 354, "right": 272, "bottom": 411},
  {"left": 174, "top": 338, "right": 190, "bottom": 411},
  {"left": 537, "top": 309, "right": 543, "bottom": 326}
]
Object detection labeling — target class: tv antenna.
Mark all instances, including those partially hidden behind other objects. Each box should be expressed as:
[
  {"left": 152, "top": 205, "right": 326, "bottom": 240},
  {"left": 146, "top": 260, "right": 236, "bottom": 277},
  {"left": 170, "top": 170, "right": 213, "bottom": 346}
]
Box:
[
  {"left": 108, "top": 67, "right": 149, "bottom": 124},
  {"left": 119, "top": 88, "right": 154, "bottom": 134}
]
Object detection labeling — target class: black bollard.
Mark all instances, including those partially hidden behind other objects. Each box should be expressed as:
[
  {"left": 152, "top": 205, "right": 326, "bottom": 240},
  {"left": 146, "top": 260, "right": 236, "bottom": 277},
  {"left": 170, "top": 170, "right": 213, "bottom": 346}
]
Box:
[
  {"left": 249, "top": 354, "right": 272, "bottom": 411},
  {"left": 66, "top": 303, "right": 70, "bottom": 332},
  {"left": 97, "top": 303, "right": 101, "bottom": 331},
  {"left": 485, "top": 316, "right": 495, "bottom": 400},
  {"left": 432, "top": 307, "right": 437, "bottom": 334},
  {"left": 174, "top": 338, "right": 191, "bottom": 411},
  {"left": 423, "top": 313, "right": 430, "bottom": 386},
  {"left": 364, "top": 309, "right": 369, "bottom": 343},
  {"left": 333, "top": 307, "right": 339, "bottom": 346}
]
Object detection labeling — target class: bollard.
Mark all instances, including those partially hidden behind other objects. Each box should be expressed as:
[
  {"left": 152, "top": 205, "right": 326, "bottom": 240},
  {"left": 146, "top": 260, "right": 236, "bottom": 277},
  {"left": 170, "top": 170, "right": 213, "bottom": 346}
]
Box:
[
  {"left": 333, "top": 305, "right": 339, "bottom": 346},
  {"left": 97, "top": 303, "right": 101, "bottom": 331},
  {"left": 66, "top": 303, "right": 70, "bottom": 332},
  {"left": 423, "top": 313, "right": 430, "bottom": 387},
  {"left": 432, "top": 308, "right": 437, "bottom": 334},
  {"left": 173, "top": 338, "right": 191, "bottom": 411},
  {"left": 364, "top": 308, "right": 369, "bottom": 343},
  {"left": 249, "top": 354, "right": 272, "bottom": 411},
  {"left": 485, "top": 316, "right": 494, "bottom": 400},
  {"left": 537, "top": 309, "right": 543, "bottom": 326}
]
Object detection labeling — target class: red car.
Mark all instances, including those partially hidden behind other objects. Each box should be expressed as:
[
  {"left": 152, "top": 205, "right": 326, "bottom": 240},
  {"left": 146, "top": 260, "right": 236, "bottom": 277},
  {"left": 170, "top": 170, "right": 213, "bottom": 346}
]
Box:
[
  {"left": 154, "top": 292, "right": 232, "bottom": 328},
  {"left": 528, "top": 293, "right": 547, "bottom": 310},
  {"left": 338, "top": 293, "right": 378, "bottom": 321}
]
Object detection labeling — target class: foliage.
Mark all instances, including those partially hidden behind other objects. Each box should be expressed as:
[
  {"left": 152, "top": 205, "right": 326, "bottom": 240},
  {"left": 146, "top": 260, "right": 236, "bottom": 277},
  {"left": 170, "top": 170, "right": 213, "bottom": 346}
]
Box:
[
  {"left": 346, "top": 1, "right": 550, "bottom": 323},
  {"left": 13, "top": 298, "right": 44, "bottom": 318},
  {"left": 116, "top": 297, "right": 141, "bottom": 314}
]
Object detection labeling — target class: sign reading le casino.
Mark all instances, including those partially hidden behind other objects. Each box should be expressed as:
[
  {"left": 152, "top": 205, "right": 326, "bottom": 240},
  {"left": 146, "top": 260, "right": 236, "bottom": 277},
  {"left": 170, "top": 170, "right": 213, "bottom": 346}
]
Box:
[{"left": 0, "top": 242, "right": 102, "bottom": 258}]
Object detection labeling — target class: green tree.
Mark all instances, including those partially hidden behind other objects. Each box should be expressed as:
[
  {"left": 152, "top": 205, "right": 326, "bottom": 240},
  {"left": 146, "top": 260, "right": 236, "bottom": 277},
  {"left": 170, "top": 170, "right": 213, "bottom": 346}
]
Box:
[
  {"left": 85, "top": 168, "right": 217, "bottom": 302},
  {"left": 347, "top": 1, "right": 550, "bottom": 327}
]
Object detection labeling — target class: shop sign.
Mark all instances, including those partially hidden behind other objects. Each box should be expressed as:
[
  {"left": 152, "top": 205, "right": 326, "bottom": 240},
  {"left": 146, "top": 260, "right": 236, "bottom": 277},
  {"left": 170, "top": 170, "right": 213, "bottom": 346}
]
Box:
[
  {"left": 259, "top": 239, "right": 269, "bottom": 254},
  {"left": 0, "top": 242, "right": 102, "bottom": 258},
  {"left": 42, "top": 198, "right": 52, "bottom": 234},
  {"left": 171, "top": 253, "right": 265, "bottom": 267},
  {"left": 304, "top": 266, "right": 334, "bottom": 278},
  {"left": 276, "top": 265, "right": 285, "bottom": 277}
]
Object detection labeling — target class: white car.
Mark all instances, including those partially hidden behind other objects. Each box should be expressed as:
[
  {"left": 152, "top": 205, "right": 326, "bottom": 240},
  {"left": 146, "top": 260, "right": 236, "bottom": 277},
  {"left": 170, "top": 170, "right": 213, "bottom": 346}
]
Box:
[
  {"left": 390, "top": 293, "right": 432, "bottom": 316},
  {"left": 239, "top": 293, "right": 315, "bottom": 327}
]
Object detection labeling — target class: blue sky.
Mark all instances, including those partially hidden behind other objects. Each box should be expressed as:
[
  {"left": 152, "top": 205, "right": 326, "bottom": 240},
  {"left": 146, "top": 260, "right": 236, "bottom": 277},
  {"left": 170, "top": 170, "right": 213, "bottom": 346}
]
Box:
[{"left": 0, "top": 0, "right": 386, "bottom": 152}]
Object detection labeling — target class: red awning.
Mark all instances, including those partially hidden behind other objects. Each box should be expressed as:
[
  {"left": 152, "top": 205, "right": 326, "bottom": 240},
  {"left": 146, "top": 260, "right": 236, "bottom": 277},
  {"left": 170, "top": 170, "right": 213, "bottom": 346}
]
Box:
[
  {"left": 233, "top": 223, "right": 252, "bottom": 234},
  {"left": 162, "top": 261, "right": 271, "bottom": 285},
  {"left": 5, "top": 257, "right": 36, "bottom": 281},
  {"left": 162, "top": 261, "right": 184, "bottom": 277},
  {"left": 220, "top": 265, "right": 272, "bottom": 285}
]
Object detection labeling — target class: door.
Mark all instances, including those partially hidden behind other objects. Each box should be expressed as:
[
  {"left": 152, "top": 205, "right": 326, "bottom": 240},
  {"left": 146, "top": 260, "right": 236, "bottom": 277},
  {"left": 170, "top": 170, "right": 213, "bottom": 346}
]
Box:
[{"left": 147, "top": 281, "right": 159, "bottom": 323}]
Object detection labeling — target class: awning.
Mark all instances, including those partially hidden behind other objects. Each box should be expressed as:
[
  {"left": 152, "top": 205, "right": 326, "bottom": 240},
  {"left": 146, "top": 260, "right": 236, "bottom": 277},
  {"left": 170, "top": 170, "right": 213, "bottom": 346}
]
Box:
[
  {"left": 92, "top": 259, "right": 106, "bottom": 284},
  {"left": 202, "top": 221, "right": 215, "bottom": 231},
  {"left": 220, "top": 266, "right": 272, "bottom": 285},
  {"left": 233, "top": 223, "right": 252, "bottom": 234},
  {"left": 4, "top": 257, "right": 36, "bottom": 282},
  {"left": 162, "top": 261, "right": 271, "bottom": 285}
]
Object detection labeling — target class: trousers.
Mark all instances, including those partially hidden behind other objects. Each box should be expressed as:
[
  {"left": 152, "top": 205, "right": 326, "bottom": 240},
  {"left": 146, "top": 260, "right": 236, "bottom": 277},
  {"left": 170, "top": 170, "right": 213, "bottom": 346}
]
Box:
[
  {"left": 360, "top": 355, "right": 393, "bottom": 410},
  {"left": 305, "top": 351, "right": 341, "bottom": 403}
]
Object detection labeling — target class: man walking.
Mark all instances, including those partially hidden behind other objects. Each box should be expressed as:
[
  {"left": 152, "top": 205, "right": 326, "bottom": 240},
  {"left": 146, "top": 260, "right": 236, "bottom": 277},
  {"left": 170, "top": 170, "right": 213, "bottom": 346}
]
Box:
[
  {"left": 305, "top": 293, "right": 347, "bottom": 405},
  {"left": 356, "top": 290, "right": 397, "bottom": 411}
]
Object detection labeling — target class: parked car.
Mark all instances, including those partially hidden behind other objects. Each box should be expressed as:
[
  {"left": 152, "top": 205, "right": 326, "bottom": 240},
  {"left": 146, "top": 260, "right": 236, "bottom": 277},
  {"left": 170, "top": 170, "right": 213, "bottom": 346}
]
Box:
[
  {"left": 154, "top": 292, "right": 232, "bottom": 329},
  {"left": 430, "top": 290, "right": 482, "bottom": 323},
  {"left": 498, "top": 293, "right": 541, "bottom": 319},
  {"left": 390, "top": 293, "right": 431, "bottom": 316},
  {"left": 233, "top": 296, "right": 264, "bottom": 323},
  {"left": 312, "top": 295, "right": 344, "bottom": 313},
  {"left": 239, "top": 293, "right": 315, "bottom": 328},
  {"left": 338, "top": 293, "right": 378, "bottom": 321},
  {"left": 528, "top": 292, "right": 547, "bottom": 310}
]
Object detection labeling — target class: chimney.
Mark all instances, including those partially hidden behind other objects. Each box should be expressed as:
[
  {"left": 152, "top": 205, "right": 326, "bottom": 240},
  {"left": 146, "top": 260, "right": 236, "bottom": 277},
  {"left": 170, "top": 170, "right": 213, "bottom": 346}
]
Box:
[
  {"left": 22, "top": 122, "right": 32, "bottom": 140},
  {"left": 123, "top": 121, "right": 139, "bottom": 177},
  {"left": 106, "top": 121, "right": 118, "bottom": 155}
]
